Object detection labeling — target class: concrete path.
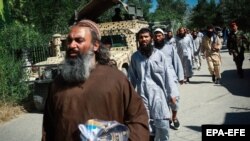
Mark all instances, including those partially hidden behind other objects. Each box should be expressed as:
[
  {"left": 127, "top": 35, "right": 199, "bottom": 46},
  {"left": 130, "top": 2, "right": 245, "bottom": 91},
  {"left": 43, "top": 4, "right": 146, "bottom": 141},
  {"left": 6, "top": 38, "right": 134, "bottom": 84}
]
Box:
[{"left": 169, "top": 50, "right": 250, "bottom": 141}]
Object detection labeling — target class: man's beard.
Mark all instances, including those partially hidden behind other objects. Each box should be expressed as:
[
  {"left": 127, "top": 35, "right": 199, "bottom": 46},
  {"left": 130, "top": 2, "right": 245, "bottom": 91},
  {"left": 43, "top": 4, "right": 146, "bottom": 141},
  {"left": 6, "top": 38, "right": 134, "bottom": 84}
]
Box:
[
  {"left": 166, "top": 36, "right": 172, "bottom": 40},
  {"left": 61, "top": 50, "right": 95, "bottom": 83},
  {"left": 178, "top": 33, "right": 185, "bottom": 38},
  {"left": 207, "top": 31, "right": 213, "bottom": 38},
  {"left": 139, "top": 42, "right": 153, "bottom": 58},
  {"left": 154, "top": 40, "right": 165, "bottom": 49}
]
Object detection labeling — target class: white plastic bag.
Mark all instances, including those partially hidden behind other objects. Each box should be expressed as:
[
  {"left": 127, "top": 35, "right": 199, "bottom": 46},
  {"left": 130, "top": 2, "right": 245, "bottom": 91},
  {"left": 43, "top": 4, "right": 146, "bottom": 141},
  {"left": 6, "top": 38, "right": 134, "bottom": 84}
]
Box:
[{"left": 78, "top": 119, "right": 129, "bottom": 141}]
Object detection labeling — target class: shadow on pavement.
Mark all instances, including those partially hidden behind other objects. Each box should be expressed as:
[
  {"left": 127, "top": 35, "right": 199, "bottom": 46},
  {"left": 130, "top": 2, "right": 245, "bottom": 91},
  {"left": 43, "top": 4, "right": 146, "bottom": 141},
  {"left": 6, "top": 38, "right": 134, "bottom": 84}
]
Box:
[
  {"left": 188, "top": 81, "right": 213, "bottom": 84},
  {"left": 192, "top": 74, "right": 211, "bottom": 77},
  {"left": 220, "top": 68, "right": 250, "bottom": 97},
  {"left": 224, "top": 111, "right": 250, "bottom": 124},
  {"left": 185, "top": 125, "right": 201, "bottom": 132}
]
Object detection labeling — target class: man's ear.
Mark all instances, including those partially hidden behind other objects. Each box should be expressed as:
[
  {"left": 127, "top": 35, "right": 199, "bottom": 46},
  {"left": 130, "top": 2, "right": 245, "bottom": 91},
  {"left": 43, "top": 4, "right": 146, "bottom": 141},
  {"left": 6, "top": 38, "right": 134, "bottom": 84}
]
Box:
[{"left": 93, "top": 41, "right": 100, "bottom": 51}]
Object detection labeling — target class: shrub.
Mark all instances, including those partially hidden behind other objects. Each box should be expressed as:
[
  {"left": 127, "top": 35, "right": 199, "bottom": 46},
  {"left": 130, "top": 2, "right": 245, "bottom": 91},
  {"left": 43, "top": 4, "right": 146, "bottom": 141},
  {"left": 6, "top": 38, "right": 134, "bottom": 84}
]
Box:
[{"left": 0, "top": 23, "right": 48, "bottom": 104}]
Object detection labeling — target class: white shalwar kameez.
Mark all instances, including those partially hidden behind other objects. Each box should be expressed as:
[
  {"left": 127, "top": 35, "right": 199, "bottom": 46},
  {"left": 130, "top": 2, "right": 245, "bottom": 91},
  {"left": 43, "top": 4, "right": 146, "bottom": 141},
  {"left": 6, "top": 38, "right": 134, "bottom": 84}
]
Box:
[
  {"left": 128, "top": 49, "right": 176, "bottom": 141},
  {"left": 175, "top": 36, "right": 194, "bottom": 78}
]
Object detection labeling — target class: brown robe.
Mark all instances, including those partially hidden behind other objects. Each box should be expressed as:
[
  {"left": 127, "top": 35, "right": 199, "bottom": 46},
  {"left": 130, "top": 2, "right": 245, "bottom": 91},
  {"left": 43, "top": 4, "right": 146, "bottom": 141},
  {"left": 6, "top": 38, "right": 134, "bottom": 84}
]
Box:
[{"left": 42, "top": 64, "right": 149, "bottom": 141}]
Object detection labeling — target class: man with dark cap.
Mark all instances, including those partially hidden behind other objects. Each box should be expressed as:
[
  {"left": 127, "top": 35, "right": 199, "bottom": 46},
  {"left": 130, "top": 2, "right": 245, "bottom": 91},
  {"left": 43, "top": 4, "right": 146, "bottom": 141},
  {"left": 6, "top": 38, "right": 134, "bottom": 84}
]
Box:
[
  {"left": 227, "top": 21, "right": 248, "bottom": 78},
  {"left": 42, "top": 19, "right": 149, "bottom": 141}
]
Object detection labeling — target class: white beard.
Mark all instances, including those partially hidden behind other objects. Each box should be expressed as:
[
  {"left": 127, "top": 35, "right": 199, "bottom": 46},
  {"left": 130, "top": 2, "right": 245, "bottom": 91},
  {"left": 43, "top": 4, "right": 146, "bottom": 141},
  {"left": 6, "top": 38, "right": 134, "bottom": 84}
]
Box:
[{"left": 61, "top": 50, "right": 95, "bottom": 83}]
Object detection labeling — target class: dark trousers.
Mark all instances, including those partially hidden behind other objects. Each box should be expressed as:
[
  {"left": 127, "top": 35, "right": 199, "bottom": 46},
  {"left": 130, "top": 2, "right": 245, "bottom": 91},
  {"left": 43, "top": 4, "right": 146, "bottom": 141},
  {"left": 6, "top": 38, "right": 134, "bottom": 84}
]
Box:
[
  {"left": 233, "top": 52, "right": 245, "bottom": 77},
  {"left": 150, "top": 136, "right": 155, "bottom": 141}
]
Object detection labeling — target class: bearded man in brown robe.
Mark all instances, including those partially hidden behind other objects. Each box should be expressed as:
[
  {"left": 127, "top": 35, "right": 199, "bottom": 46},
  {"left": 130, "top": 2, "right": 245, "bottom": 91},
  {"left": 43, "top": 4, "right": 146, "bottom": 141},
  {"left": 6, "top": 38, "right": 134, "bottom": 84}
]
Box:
[{"left": 42, "top": 20, "right": 149, "bottom": 141}]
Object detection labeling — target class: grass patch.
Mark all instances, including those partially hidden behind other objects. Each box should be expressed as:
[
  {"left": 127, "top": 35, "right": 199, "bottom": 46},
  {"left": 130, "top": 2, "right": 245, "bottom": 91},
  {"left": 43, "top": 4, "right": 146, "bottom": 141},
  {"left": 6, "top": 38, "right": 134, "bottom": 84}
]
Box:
[
  {"left": 0, "top": 103, "right": 26, "bottom": 124},
  {"left": 0, "top": 94, "right": 36, "bottom": 124}
]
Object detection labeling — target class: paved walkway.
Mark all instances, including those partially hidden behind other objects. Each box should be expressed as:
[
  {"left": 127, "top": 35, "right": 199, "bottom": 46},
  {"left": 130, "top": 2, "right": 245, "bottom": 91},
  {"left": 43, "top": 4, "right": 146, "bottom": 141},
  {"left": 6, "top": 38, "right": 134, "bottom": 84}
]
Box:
[{"left": 169, "top": 50, "right": 250, "bottom": 141}]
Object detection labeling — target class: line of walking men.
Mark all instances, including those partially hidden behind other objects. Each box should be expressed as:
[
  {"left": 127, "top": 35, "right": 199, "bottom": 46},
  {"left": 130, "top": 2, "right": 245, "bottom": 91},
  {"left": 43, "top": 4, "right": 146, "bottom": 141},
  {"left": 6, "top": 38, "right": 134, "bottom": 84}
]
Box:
[
  {"left": 128, "top": 24, "right": 224, "bottom": 141},
  {"left": 128, "top": 21, "right": 249, "bottom": 140}
]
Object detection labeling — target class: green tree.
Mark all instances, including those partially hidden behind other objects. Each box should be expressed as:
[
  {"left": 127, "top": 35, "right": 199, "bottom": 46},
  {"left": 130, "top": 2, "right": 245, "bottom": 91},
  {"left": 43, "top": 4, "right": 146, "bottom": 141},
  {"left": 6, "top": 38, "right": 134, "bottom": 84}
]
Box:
[
  {"left": 20, "top": 0, "right": 85, "bottom": 34},
  {"left": 0, "top": 0, "right": 12, "bottom": 28},
  {"left": 188, "top": 0, "right": 222, "bottom": 29},
  {"left": 219, "top": 0, "right": 250, "bottom": 32},
  {"left": 0, "top": 23, "right": 47, "bottom": 103},
  {"left": 148, "top": 0, "right": 187, "bottom": 25},
  {"left": 189, "top": 0, "right": 250, "bottom": 31}
]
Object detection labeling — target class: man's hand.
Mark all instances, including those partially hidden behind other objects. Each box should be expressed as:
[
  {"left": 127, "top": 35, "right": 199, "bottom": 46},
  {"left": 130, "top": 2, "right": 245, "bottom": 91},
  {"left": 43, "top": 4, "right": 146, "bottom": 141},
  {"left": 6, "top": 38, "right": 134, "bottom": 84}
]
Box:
[{"left": 170, "top": 97, "right": 177, "bottom": 105}]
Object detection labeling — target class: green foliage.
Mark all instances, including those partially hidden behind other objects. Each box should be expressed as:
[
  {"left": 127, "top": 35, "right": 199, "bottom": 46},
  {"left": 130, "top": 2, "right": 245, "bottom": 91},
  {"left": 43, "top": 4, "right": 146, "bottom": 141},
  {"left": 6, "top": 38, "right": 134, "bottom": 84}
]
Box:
[
  {"left": 188, "top": 0, "right": 216, "bottom": 29},
  {"left": 0, "top": 0, "right": 3, "bottom": 17},
  {"left": 189, "top": 0, "right": 250, "bottom": 32},
  {"left": 8, "top": 0, "right": 85, "bottom": 34},
  {"left": 149, "top": 0, "right": 187, "bottom": 21},
  {"left": 0, "top": 0, "right": 12, "bottom": 28},
  {"left": 0, "top": 23, "right": 47, "bottom": 104},
  {"left": 0, "top": 55, "right": 29, "bottom": 103},
  {"left": 147, "top": 0, "right": 187, "bottom": 31},
  {"left": 220, "top": 0, "right": 250, "bottom": 32},
  {"left": 1, "top": 23, "right": 39, "bottom": 49}
]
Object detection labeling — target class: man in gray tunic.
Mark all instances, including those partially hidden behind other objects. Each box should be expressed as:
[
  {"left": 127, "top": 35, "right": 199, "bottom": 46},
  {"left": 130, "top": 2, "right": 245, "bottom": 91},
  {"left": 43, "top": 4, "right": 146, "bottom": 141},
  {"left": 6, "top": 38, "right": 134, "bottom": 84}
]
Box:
[
  {"left": 153, "top": 28, "right": 184, "bottom": 130},
  {"left": 192, "top": 30, "right": 202, "bottom": 70},
  {"left": 165, "top": 30, "right": 177, "bottom": 48},
  {"left": 175, "top": 27, "right": 194, "bottom": 83},
  {"left": 128, "top": 28, "right": 176, "bottom": 141}
]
